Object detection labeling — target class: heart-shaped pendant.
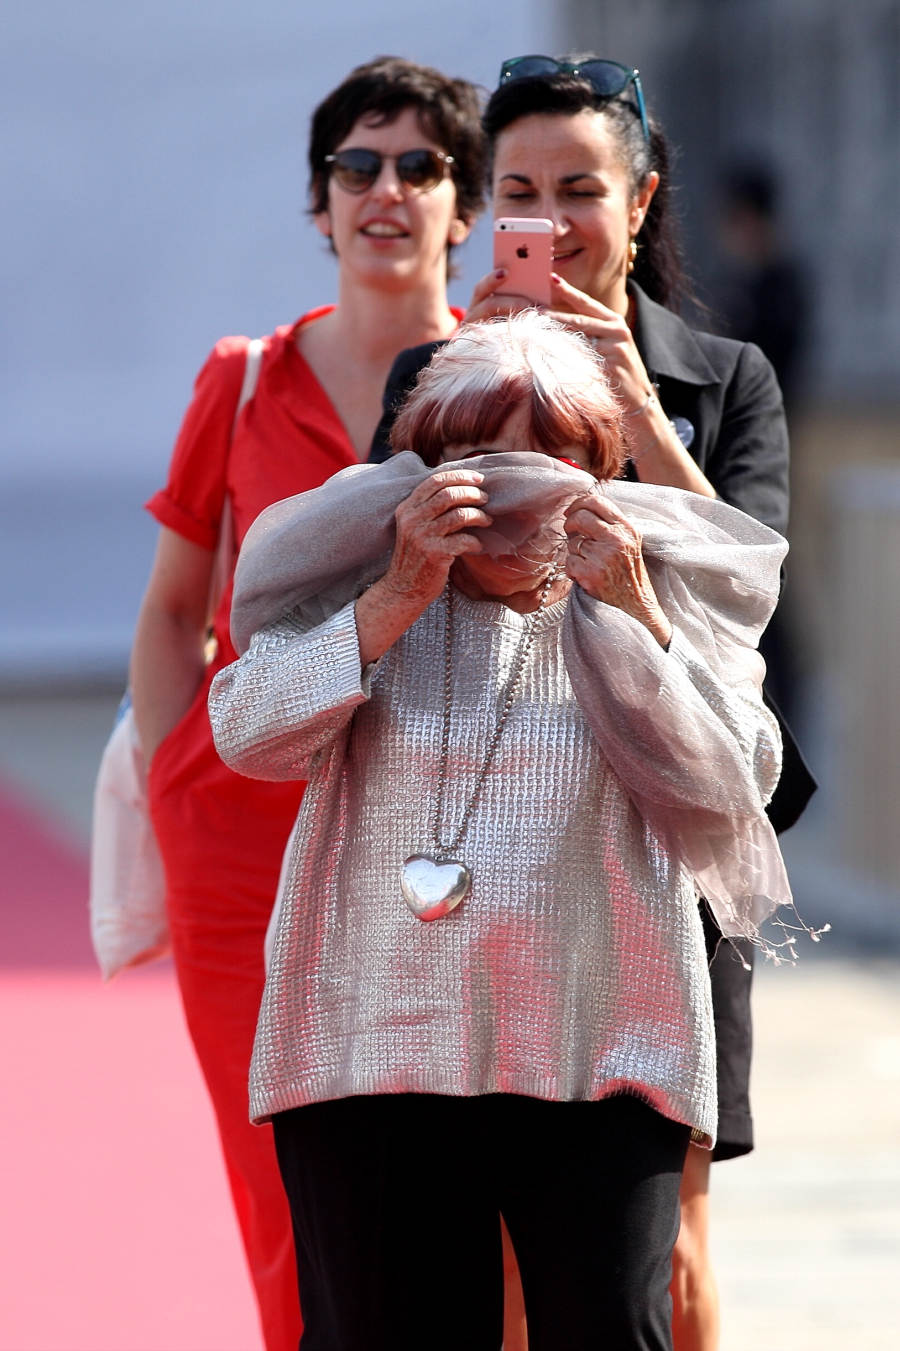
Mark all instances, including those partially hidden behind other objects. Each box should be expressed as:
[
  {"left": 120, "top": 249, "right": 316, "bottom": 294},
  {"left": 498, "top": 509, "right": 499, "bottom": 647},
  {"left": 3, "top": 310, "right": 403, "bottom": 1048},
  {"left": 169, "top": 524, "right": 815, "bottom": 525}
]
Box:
[{"left": 400, "top": 854, "right": 471, "bottom": 922}]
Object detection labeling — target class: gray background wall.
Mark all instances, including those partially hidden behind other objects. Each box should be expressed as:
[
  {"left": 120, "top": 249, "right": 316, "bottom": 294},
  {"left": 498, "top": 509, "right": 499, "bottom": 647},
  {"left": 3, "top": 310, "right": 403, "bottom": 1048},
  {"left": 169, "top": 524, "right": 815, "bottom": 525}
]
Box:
[{"left": 1, "top": 0, "right": 561, "bottom": 679}]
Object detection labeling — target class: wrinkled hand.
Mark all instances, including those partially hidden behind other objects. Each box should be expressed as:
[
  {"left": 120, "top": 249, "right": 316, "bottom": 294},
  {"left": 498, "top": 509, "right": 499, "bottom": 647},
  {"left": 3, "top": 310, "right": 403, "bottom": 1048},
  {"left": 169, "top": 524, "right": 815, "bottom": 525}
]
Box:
[
  {"left": 355, "top": 469, "right": 493, "bottom": 666},
  {"left": 382, "top": 468, "right": 492, "bottom": 612},
  {"left": 564, "top": 490, "right": 672, "bottom": 647}
]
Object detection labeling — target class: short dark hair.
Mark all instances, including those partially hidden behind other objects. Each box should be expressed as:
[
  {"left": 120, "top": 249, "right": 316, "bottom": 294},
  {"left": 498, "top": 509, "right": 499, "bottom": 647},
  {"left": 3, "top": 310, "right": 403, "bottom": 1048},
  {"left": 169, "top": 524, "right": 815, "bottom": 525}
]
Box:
[
  {"left": 308, "top": 56, "right": 485, "bottom": 226},
  {"left": 483, "top": 72, "right": 690, "bottom": 312}
]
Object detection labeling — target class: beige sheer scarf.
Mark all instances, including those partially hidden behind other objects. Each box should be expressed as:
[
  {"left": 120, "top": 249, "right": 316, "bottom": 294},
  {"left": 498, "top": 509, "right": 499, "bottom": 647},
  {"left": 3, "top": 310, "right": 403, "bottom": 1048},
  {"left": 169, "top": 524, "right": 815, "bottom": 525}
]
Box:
[{"left": 230, "top": 451, "right": 797, "bottom": 955}]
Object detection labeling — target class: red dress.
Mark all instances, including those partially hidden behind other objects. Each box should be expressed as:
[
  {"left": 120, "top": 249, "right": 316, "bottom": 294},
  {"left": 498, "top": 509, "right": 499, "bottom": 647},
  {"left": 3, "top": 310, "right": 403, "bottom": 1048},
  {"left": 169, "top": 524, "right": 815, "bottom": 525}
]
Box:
[{"left": 146, "top": 308, "right": 358, "bottom": 1351}]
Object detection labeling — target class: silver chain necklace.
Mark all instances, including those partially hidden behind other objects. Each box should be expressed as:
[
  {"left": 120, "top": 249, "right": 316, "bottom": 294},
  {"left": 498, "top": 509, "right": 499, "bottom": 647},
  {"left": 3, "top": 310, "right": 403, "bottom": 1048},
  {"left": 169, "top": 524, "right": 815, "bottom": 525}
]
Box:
[{"left": 400, "top": 574, "right": 556, "bottom": 922}]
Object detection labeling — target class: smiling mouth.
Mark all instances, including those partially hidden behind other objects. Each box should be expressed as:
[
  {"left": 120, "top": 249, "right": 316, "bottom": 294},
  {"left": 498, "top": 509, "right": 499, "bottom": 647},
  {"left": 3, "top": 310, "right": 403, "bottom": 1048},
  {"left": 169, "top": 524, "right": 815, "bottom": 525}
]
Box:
[
  {"left": 552, "top": 247, "right": 581, "bottom": 262},
  {"left": 361, "top": 222, "right": 409, "bottom": 238}
]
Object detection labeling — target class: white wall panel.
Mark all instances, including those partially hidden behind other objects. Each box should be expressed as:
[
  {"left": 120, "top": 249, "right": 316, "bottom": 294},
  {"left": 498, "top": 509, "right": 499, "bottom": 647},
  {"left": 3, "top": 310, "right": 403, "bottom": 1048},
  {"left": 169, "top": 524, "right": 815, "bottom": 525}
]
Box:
[{"left": 1, "top": 1, "right": 560, "bottom": 677}]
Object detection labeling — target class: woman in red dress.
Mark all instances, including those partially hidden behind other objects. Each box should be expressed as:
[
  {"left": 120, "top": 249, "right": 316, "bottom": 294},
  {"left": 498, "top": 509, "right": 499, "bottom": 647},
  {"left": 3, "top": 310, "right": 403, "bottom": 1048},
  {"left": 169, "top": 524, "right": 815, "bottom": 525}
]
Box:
[{"left": 129, "top": 56, "right": 484, "bottom": 1351}]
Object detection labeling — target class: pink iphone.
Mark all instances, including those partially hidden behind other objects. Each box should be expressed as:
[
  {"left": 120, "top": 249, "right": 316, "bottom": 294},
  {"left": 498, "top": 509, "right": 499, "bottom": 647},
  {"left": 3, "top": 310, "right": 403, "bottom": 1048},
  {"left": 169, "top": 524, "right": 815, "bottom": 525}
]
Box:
[{"left": 493, "top": 217, "right": 554, "bottom": 306}]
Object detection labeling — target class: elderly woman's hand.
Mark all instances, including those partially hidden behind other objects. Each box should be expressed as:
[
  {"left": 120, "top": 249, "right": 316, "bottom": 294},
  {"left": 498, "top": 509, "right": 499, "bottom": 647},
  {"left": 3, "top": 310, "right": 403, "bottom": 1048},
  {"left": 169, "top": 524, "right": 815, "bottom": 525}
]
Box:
[
  {"left": 564, "top": 491, "right": 672, "bottom": 648},
  {"left": 386, "top": 468, "right": 492, "bottom": 602},
  {"left": 355, "top": 469, "right": 492, "bottom": 666}
]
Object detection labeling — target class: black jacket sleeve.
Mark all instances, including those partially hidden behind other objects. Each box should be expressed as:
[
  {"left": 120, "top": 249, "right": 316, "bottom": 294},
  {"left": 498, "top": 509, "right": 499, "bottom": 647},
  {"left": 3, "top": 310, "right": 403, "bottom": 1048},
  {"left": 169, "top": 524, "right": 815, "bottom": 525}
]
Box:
[
  {"left": 699, "top": 343, "right": 813, "bottom": 831},
  {"left": 706, "top": 342, "right": 790, "bottom": 538}
]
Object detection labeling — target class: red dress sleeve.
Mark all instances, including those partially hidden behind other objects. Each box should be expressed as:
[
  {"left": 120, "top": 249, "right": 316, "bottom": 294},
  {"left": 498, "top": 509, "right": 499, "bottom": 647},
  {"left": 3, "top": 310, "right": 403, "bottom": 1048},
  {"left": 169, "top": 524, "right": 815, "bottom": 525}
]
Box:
[{"left": 146, "top": 336, "right": 249, "bottom": 550}]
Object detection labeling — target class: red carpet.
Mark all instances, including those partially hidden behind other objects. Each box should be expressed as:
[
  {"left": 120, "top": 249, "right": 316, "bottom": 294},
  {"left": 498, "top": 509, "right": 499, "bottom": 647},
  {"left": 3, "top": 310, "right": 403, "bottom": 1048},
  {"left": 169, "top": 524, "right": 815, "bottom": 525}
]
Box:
[{"left": 0, "top": 781, "right": 262, "bottom": 1351}]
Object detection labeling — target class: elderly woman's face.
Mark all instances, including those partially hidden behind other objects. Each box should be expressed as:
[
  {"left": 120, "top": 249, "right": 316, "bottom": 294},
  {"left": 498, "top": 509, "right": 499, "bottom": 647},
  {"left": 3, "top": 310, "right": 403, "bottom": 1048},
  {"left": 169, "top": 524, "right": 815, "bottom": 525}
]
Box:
[{"left": 439, "top": 407, "right": 587, "bottom": 601}]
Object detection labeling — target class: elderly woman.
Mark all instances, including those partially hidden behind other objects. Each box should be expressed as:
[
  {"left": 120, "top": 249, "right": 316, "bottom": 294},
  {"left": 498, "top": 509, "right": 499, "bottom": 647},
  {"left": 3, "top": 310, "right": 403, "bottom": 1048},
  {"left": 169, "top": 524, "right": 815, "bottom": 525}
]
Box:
[
  {"left": 208, "top": 311, "right": 789, "bottom": 1351},
  {"left": 371, "top": 60, "right": 817, "bottom": 1348}
]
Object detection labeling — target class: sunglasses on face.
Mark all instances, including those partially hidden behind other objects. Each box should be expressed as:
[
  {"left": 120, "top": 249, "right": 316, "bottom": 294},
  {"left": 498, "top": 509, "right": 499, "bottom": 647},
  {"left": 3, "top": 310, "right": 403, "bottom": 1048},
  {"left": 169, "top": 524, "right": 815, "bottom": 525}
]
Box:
[
  {"left": 324, "top": 147, "right": 455, "bottom": 195},
  {"left": 498, "top": 56, "right": 650, "bottom": 142}
]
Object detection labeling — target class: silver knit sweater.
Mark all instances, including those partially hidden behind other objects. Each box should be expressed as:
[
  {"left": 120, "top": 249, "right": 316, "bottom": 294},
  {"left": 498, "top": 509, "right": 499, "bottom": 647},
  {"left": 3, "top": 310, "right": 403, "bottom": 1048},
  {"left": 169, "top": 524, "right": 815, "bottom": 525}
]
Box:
[{"left": 210, "top": 587, "right": 780, "bottom": 1143}]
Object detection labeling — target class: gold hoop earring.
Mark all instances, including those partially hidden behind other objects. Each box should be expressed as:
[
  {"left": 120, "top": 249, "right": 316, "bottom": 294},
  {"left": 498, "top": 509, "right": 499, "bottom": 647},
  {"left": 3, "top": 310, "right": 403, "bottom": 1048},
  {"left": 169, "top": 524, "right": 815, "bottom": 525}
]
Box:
[{"left": 627, "top": 238, "right": 638, "bottom": 274}]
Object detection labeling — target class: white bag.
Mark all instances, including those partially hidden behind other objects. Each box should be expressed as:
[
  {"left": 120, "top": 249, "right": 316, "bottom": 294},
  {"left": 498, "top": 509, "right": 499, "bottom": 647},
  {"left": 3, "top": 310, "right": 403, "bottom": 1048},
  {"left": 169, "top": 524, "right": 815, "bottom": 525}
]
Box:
[
  {"left": 89, "top": 694, "right": 169, "bottom": 979},
  {"left": 89, "top": 339, "right": 262, "bottom": 979}
]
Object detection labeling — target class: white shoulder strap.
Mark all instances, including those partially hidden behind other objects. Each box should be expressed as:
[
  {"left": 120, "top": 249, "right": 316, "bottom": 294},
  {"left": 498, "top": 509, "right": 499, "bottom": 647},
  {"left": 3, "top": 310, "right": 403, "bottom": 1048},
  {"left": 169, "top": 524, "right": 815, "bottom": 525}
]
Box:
[
  {"left": 209, "top": 338, "right": 264, "bottom": 630},
  {"left": 233, "top": 337, "right": 264, "bottom": 432}
]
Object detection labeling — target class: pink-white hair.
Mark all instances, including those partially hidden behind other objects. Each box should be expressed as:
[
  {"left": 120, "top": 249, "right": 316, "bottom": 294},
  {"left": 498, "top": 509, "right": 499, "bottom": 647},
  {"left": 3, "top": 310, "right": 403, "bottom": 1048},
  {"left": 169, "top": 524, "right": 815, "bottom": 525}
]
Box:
[{"left": 390, "top": 310, "right": 626, "bottom": 479}]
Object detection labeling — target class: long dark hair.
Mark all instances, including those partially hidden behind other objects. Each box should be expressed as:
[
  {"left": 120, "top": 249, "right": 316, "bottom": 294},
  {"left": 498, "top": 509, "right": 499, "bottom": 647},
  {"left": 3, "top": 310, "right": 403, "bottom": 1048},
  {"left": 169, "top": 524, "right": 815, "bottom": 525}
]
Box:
[{"left": 483, "top": 74, "right": 690, "bottom": 312}]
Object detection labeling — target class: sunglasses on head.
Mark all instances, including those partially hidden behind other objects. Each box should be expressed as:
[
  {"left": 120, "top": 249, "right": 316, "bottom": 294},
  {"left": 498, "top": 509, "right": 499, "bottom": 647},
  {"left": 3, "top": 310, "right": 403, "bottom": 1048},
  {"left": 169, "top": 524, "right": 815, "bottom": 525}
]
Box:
[
  {"left": 324, "top": 147, "right": 454, "bottom": 195},
  {"left": 498, "top": 56, "right": 650, "bottom": 142}
]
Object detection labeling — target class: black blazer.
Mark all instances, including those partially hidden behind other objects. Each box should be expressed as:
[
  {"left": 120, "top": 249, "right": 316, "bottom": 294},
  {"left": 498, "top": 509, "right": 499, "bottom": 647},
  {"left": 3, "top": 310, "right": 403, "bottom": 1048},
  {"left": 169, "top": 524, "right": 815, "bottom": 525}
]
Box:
[{"left": 368, "top": 284, "right": 815, "bottom": 831}]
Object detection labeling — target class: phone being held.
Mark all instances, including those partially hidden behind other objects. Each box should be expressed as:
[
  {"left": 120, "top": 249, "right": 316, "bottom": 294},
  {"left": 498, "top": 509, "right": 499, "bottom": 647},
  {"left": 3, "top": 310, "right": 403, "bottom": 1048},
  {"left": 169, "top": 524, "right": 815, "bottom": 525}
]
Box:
[{"left": 493, "top": 218, "right": 554, "bottom": 307}]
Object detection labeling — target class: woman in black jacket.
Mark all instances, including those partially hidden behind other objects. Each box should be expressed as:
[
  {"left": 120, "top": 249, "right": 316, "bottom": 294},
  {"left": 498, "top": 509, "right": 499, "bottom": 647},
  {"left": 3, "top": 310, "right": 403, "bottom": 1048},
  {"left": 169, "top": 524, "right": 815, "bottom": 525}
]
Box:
[{"left": 370, "top": 55, "right": 814, "bottom": 1351}]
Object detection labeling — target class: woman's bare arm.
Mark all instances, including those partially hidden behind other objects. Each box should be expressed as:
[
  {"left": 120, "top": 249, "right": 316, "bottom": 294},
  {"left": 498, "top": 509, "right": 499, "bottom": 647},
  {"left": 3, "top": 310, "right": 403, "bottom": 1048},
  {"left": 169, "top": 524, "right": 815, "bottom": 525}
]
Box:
[{"left": 130, "top": 527, "right": 215, "bottom": 760}]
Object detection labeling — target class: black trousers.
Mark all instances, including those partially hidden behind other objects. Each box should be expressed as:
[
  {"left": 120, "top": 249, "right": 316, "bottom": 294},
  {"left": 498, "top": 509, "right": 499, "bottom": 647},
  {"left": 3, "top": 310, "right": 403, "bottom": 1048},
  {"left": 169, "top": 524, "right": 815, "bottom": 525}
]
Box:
[
  {"left": 273, "top": 1092, "right": 690, "bottom": 1351},
  {"left": 703, "top": 903, "right": 755, "bottom": 1159}
]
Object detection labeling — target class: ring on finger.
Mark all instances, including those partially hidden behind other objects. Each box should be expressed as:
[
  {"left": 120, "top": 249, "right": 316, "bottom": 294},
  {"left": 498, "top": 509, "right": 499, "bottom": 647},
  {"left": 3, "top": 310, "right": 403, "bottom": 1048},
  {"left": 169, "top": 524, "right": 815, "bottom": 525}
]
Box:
[{"left": 574, "top": 535, "right": 589, "bottom": 559}]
